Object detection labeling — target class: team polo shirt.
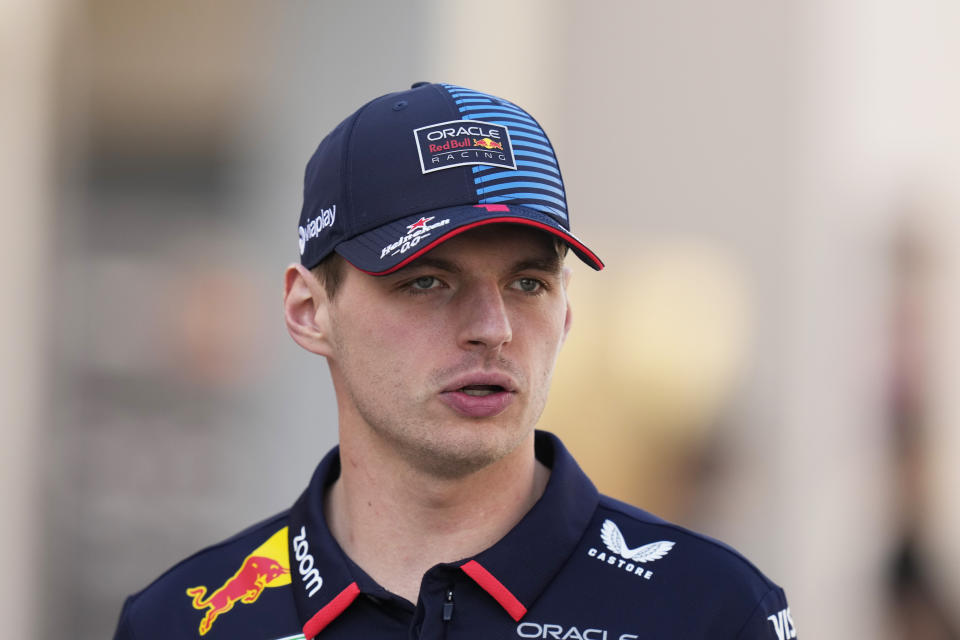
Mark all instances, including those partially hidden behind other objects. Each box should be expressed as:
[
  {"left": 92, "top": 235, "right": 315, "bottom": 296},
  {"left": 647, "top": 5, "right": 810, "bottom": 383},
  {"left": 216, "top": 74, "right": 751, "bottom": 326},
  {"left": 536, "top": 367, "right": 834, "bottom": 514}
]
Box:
[{"left": 114, "top": 431, "right": 798, "bottom": 640}]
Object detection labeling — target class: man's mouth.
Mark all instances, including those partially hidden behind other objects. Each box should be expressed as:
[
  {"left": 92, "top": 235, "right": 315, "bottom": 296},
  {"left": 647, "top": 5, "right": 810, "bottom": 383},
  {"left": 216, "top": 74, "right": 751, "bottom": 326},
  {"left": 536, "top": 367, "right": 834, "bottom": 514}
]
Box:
[
  {"left": 440, "top": 374, "right": 517, "bottom": 417},
  {"left": 459, "top": 385, "right": 506, "bottom": 397}
]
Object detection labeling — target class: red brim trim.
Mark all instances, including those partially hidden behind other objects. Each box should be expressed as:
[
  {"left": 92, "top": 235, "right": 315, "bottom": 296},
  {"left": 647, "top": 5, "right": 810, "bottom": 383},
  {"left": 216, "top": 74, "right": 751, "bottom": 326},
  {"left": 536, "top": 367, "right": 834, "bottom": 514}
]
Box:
[
  {"left": 353, "top": 217, "right": 604, "bottom": 275},
  {"left": 460, "top": 559, "right": 527, "bottom": 622}
]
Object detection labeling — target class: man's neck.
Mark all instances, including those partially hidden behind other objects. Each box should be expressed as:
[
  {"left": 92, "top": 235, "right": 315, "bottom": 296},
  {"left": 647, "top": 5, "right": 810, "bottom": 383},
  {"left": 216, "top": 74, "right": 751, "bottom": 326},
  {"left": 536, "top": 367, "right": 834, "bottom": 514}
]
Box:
[{"left": 324, "top": 431, "right": 549, "bottom": 603}]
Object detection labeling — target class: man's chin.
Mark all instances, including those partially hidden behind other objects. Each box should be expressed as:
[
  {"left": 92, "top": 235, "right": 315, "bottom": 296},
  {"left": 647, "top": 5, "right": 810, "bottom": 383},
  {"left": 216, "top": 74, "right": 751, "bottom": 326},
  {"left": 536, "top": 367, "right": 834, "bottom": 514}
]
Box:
[{"left": 401, "top": 428, "right": 530, "bottom": 480}]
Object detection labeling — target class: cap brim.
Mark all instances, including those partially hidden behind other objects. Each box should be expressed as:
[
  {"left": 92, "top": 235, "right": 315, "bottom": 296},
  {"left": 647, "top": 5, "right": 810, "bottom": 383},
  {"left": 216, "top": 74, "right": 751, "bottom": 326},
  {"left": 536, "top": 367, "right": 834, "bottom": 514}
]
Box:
[{"left": 335, "top": 204, "right": 604, "bottom": 275}]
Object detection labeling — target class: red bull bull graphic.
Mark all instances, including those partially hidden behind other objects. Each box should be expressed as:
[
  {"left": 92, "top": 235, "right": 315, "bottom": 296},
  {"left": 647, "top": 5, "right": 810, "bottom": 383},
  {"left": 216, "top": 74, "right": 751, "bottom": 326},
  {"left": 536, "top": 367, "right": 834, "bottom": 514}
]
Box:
[
  {"left": 473, "top": 137, "right": 503, "bottom": 151},
  {"left": 186, "top": 527, "right": 292, "bottom": 635}
]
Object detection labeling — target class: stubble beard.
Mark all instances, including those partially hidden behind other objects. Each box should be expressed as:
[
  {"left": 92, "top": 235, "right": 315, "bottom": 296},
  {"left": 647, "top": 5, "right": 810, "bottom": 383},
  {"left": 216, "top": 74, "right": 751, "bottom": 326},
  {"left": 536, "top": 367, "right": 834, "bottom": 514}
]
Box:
[
  {"left": 347, "top": 364, "right": 551, "bottom": 481},
  {"left": 350, "top": 387, "right": 527, "bottom": 481}
]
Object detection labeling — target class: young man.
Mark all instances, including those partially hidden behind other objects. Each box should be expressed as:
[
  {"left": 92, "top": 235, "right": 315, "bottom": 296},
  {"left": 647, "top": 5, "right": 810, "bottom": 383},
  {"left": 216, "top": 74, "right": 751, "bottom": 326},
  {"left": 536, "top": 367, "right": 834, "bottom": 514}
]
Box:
[{"left": 114, "top": 83, "right": 797, "bottom": 640}]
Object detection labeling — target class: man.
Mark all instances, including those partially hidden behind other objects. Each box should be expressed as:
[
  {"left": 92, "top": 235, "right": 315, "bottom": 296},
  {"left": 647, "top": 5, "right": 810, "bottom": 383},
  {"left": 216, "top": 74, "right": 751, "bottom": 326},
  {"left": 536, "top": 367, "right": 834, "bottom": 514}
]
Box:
[{"left": 114, "top": 82, "right": 797, "bottom": 640}]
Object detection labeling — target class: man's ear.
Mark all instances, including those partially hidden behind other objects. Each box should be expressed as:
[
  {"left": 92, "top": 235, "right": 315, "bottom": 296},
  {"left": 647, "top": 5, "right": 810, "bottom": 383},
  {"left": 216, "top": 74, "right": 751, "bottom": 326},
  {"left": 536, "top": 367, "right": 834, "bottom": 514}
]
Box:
[
  {"left": 562, "top": 266, "right": 573, "bottom": 342},
  {"left": 283, "top": 263, "right": 334, "bottom": 357}
]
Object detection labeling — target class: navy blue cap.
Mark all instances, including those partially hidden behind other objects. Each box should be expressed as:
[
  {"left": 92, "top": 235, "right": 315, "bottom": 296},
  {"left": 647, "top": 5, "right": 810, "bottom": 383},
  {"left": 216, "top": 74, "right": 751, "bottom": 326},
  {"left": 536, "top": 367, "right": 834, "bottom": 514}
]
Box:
[{"left": 297, "top": 82, "right": 603, "bottom": 275}]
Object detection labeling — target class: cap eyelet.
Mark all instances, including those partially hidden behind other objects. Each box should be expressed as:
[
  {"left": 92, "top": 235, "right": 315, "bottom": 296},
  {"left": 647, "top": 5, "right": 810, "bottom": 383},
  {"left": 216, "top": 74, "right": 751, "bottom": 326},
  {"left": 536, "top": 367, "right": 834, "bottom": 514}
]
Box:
[{"left": 392, "top": 100, "right": 408, "bottom": 111}]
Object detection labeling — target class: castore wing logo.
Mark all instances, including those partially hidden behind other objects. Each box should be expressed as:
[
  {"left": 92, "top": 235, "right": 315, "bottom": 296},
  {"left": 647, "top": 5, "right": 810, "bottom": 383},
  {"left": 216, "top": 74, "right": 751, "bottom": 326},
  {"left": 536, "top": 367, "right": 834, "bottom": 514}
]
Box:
[
  {"left": 587, "top": 519, "right": 675, "bottom": 580},
  {"left": 600, "top": 520, "right": 675, "bottom": 562}
]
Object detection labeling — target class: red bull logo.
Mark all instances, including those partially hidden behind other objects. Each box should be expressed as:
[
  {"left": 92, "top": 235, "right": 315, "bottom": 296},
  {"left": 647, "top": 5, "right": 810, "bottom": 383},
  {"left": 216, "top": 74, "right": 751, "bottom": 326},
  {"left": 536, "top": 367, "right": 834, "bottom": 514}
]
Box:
[
  {"left": 186, "top": 527, "right": 291, "bottom": 635},
  {"left": 414, "top": 119, "right": 516, "bottom": 173},
  {"left": 473, "top": 137, "right": 503, "bottom": 151},
  {"left": 428, "top": 137, "right": 472, "bottom": 153}
]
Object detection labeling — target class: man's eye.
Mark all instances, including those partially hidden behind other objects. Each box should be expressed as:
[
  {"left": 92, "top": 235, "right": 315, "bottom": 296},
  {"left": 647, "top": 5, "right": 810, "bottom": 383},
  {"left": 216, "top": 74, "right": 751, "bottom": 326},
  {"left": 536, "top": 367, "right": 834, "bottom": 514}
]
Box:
[
  {"left": 411, "top": 276, "right": 439, "bottom": 290},
  {"left": 513, "top": 278, "right": 543, "bottom": 293}
]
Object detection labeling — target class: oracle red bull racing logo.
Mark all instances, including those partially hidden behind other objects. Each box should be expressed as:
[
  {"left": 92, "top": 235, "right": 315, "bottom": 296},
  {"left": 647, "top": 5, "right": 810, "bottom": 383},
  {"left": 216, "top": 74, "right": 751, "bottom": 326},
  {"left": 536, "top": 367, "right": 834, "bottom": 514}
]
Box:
[
  {"left": 414, "top": 119, "right": 515, "bottom": 173},
  {"left": 185, "top": 527, "right": 292, "bottom": 635}
]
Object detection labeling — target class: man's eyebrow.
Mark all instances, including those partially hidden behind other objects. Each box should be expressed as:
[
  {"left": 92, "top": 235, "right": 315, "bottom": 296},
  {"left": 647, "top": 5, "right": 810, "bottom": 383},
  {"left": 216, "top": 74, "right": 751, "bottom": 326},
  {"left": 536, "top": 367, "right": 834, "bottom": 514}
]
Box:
[
  {"left": 511, "top": 254, "right": 563, "bottom": 274},
  {"left": 399, "top": 253, "right": 561, "bottom": 275},
  {"left": 401, "top": 256, "right": 462, "bottom": 274}
]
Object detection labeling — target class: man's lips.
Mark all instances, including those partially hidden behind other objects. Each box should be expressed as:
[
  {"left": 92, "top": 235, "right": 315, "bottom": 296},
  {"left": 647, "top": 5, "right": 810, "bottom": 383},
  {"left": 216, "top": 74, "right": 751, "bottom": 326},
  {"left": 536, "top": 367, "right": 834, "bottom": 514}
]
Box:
[
  {"left": 439, "top": 372, "right": 518, "bottom": 417},
  {"left": 440, "top": 372, "right": 518, "bottom": 394}
]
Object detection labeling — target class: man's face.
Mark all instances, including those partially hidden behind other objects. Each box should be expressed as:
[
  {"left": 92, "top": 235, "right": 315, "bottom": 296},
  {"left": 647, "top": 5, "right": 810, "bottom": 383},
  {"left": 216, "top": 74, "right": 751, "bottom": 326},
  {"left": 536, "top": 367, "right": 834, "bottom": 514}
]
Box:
[{"left": 324, "top": 225, "right": 572, "bottom": 478}]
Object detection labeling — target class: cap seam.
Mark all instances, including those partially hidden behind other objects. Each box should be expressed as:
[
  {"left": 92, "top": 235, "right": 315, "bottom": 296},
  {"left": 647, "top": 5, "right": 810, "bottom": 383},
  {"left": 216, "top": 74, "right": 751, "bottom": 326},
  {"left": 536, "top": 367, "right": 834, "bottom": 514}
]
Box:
[{"left": 436, "top": 83, "right": 483, "bottom": 206}]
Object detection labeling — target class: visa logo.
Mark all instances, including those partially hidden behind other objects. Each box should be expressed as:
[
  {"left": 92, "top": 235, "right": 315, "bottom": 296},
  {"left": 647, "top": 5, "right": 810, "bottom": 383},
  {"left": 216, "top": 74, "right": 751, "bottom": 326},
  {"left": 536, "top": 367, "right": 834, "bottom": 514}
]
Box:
[{"left": 767, "top": 607, "right": 797, "bottom": 640}]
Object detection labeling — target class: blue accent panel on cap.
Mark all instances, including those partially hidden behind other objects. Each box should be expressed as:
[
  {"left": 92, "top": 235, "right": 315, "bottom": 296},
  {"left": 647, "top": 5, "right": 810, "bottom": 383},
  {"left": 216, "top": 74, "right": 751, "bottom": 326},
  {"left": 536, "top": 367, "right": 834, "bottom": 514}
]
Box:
[
  {"left": 507, "top": 130, "right": 553, "bottom": 145},
  {"left": 476, "top": 160, "right": 560, "bottom": 176},
  {"left": 459, "top": 105, "right": 530, "bottom": 120},
  {"left": 519, "top": 159, "right": 560, "bottom": 173},
  {"left": 454, "top": 104, "right": 535, "bottom": 118},
  {"left": 479, "top": 192, "right": 568, "bottom": 210},
  {"left": 513, "top": 149, "right": 559, "bottom": 164},
  {"left": 475, "top": 170, "right": 563, "bottom": 187},
  {"left": 475, "top": 159, "right": 561, "bottom": 178},
  {"left": 473, "top": 171, "right": 563, "bottom": 190},
  {"left": 477, "top": 180, "right": 566, "bottom": 199},
  {"left": 442, "top": 83, "right": 567, "bottom": 223},
  {"left": 477, "top": 180, "right": 563, "bottom": 198},
  {"left": 451, "top": 90, "right": 526, "bottom": 103},
  {"left": 446, "top": 87, "right": 513, "bottom": 98},
  {"left": 463, "top": 116, "right": 544, "bottom": 136},
  {"left": 455, "top": 96, "right": 527, "bottom": 108},
  {"left": 459, "top": 112, "right": 537, "bottom": 127},
  {"left": 510, "top": 139, "right": 555, "bottom": 155},
  {"left": 519, "top": 160, "right": 560, "bottom": 175}
]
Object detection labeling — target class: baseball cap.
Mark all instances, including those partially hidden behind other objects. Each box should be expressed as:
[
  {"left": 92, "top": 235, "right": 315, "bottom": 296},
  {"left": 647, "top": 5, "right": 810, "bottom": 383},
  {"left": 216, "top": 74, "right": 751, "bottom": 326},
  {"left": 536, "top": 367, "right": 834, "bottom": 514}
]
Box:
[{"left": 297, "top": 82, "right": 603, "bottom": 274}]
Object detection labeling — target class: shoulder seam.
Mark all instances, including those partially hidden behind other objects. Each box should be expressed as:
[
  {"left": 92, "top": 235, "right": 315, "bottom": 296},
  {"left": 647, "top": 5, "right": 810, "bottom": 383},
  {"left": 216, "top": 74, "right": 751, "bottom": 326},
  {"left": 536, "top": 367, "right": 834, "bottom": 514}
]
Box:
[{"left": 732, "top": 586, "right": 779, "bottom": 640}]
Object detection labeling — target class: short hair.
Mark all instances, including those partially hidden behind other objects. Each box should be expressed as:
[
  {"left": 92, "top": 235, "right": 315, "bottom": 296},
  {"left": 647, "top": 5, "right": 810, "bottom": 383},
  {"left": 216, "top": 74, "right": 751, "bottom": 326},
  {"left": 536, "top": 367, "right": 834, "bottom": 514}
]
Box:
[
  {"left": 310, "top": 236, "right": 569, "bottom": 300},
  {"left": 310, "top": 253, "right": 346, "bottom": 299}
]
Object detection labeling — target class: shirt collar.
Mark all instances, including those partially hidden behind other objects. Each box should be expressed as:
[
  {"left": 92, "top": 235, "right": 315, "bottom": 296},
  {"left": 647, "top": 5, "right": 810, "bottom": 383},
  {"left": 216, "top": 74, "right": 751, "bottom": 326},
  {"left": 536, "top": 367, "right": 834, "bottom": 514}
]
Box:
[{"left": 288, "top": 431, "right": 599, "bottom": 638}]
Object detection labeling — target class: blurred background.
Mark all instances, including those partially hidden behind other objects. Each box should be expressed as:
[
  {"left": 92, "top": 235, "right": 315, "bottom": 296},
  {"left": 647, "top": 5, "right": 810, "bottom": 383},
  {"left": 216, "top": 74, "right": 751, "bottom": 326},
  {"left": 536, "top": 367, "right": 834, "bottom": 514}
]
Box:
[{"left": 2, "top": 0, "right": 959, "bottom": 638}]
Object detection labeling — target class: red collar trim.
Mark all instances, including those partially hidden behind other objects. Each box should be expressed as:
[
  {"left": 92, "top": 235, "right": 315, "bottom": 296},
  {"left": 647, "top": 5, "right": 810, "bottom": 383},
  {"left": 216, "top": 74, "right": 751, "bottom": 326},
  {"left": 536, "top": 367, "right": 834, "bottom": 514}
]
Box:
[
  {"left": 302, "top": 564, "right": 527, "bottom": 637},
  {"left": 302, "top": 582, "right": 360, "bottom": 639},
  {"left": 460, "top": 559, "right": 527, "bottom": 621}
]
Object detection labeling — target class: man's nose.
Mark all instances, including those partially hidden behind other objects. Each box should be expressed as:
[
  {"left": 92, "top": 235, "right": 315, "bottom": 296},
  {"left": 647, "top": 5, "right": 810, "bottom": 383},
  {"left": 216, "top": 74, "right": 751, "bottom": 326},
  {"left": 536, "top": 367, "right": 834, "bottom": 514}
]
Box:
[{"left": 457, "top": 282, "right": 512, "bottom": 351}]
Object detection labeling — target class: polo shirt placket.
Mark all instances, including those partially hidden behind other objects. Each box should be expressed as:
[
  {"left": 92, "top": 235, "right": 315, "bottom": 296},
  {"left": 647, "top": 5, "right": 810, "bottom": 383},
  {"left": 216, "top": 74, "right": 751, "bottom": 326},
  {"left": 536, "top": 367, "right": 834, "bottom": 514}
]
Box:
[{"left": 288, "top": 432, "right": 599, "bottom": 639}]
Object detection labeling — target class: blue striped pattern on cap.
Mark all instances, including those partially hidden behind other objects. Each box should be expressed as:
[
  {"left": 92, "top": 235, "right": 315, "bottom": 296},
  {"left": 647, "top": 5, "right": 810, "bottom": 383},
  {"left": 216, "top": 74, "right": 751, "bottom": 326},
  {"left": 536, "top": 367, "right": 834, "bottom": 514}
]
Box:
[{"left": 442, "top": 84, "right": 568, "bottom": 222}]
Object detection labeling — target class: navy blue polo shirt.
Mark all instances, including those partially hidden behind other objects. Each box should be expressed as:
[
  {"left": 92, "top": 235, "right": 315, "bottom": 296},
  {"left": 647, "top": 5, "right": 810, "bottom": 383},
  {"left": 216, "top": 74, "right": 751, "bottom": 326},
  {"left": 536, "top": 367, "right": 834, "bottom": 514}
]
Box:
[{"left": 114, "top": 432, "right": 797, "bottom": 639}]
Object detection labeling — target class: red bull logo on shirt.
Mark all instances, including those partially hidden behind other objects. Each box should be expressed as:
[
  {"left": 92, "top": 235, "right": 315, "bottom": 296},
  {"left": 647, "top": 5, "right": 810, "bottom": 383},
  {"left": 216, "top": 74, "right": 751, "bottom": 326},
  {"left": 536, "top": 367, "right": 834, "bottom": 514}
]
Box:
[{"left": 185, "top": 527, "right": 292, "bottom": 635}]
